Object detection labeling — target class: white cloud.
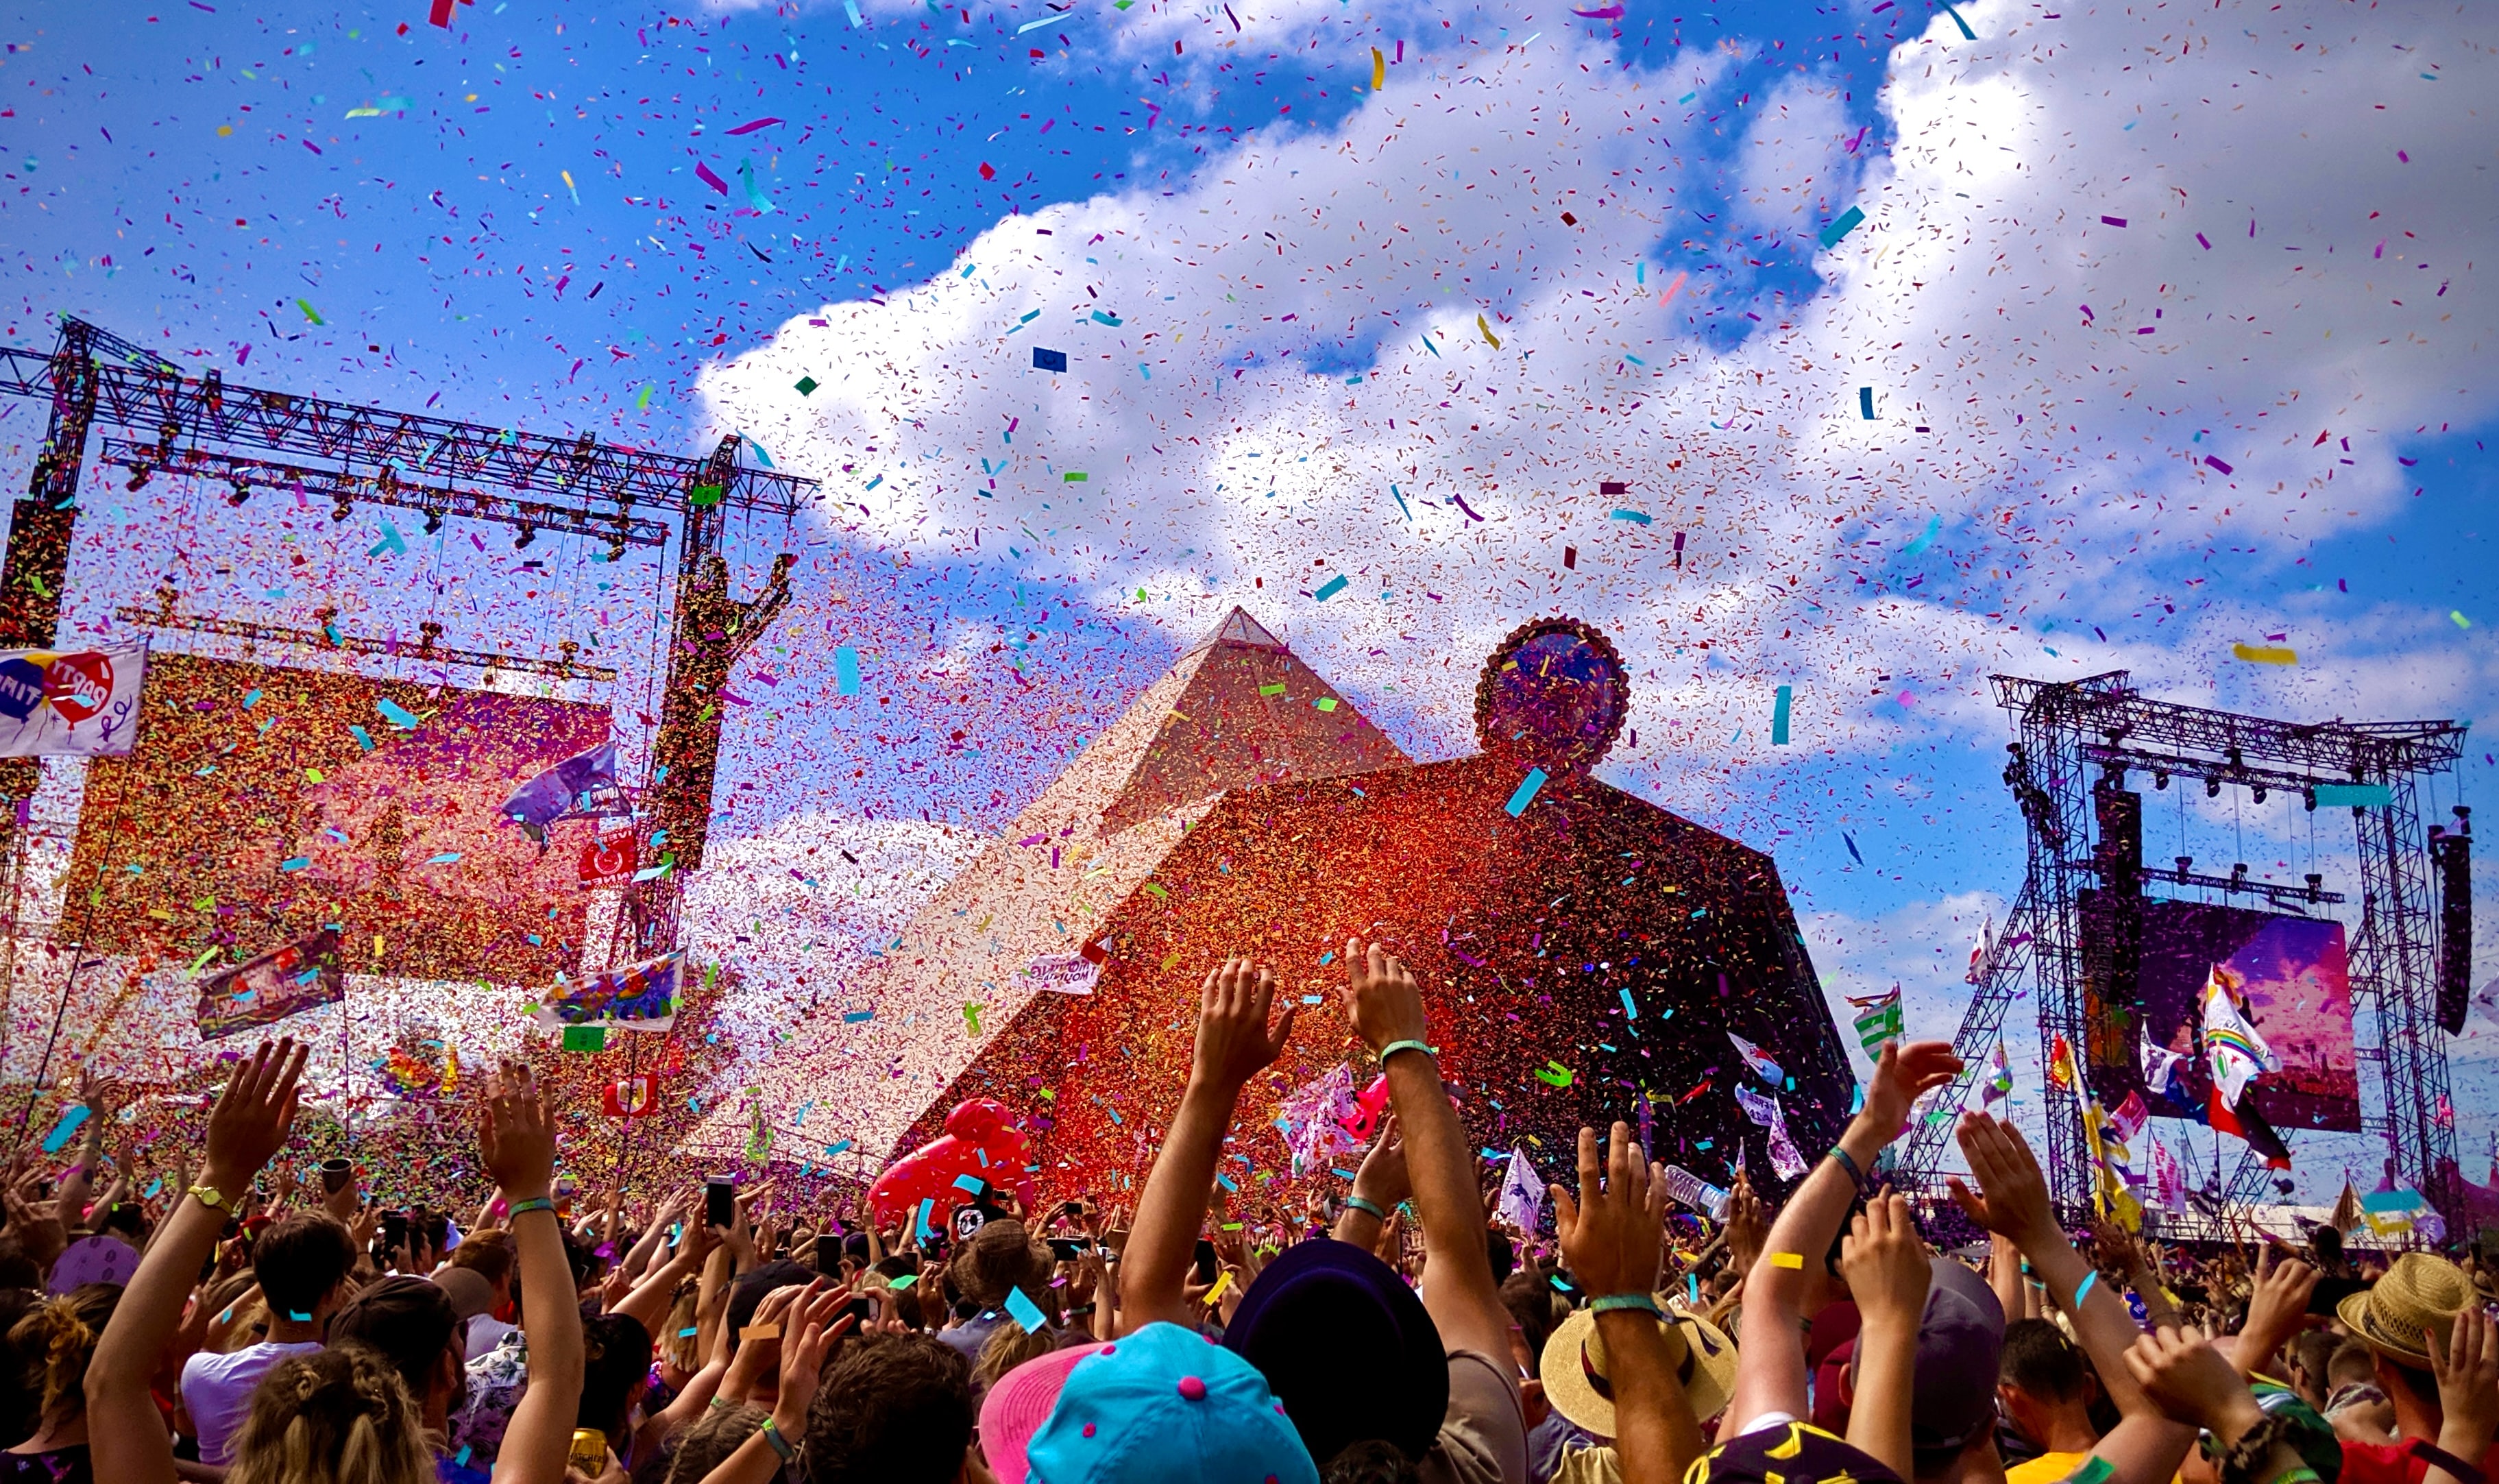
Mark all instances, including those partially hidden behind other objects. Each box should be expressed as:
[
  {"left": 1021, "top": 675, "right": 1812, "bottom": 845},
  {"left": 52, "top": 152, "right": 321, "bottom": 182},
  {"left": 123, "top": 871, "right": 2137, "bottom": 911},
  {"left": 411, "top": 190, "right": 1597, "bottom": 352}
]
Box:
[{"left": 707, "top": 1, "right": 2496, "bottom": 788}]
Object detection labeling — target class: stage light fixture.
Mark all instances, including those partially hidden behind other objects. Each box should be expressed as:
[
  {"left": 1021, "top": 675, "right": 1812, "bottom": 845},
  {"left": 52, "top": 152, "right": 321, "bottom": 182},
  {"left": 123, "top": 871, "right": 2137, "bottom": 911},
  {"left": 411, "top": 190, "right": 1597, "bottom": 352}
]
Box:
[
  {"left": 514, "top": 524, "right": 537, "bottom": 550},
  {"left": 225, "top": 479, "right": 250, "bottom": 507},
  {"left": 2252, "top": 785, "right": 2267, "bottom": 803},
  {"left": 2205, "top": 776, "right": 2221, "bottom": 799},
  {"left": 2153, "top": 770, "right": 2169, "bottom": 790},
  {"left": 331, "top": 494, "right": 354, "bottom": 522},
  {"left": 422, "top": 509, "right": 444, "bottom": 535},
  {"left": 125, "top": 467, "right": 152, "bottom": 491},
  {"left": 2304, "top": 789, "right": 2318, "bottom": 812},
  {"left": 605, "top": 537, "right": 629, "bottom": 564}
]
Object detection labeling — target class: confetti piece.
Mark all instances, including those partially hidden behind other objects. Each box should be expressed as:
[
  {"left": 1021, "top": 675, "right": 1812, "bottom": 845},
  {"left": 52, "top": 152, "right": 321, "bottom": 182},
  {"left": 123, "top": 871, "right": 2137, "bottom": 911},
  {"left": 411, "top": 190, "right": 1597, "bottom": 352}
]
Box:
[
  {"left": 1005, "top": 1286, "right": 1050, "bottom": 1330},
  {"left": 2231, "top": 643, "right": 2297, "bottom": 666},
  {"left": 1312, "top": 574, "right": 1350, "bottom": 602},
  {"left": 724, "top": 117, "right": 785, "bottom": 136},
  {"left": 2100, "top": 215, "right": 2128, "bottom": 228},
  {"left": 1818, "top": 206, "right": 1866, "bottom": 248},
  {"left": 694, "top": 162, "right": 729, "bottom": 196},
  {"left": 2204, "top": 455, "right": 2235, "bottom": 475},
  {"left": 1939, "top": 1, "right": 1976, "bottom": 38},
  {"left": 1033, "top": 347, "right": 1069, "bottom": 372},
  {"left": 1506, "top": 767, "right": 1549, "bottom": 816},
  {"left": 296, "top": 299, "right": 326, "bottom": 326},
  {"left": 2313, "top": 783, "right": 2393, "bottom": 807},
  {"left": 1476, "top": 314, "right": 1502, "bottom": 349},
  {"left": 39, "top": 1105, "right": 88, "bottom": 1154},
  {"left": 1611, "top": 508, "right": 1651, "bottom": 524},
  {"left": 1371, "top": 47, "right": 1385, "bottom": 90},
  {"left": 1858, "top": 387, "right": 1875, "bottom": 419},
  {"left": 835, "top": 646, "right": 862, "bottom": 696},
  {"left": 1771, "top": 685, "right": 1792, "bottom": 745}
]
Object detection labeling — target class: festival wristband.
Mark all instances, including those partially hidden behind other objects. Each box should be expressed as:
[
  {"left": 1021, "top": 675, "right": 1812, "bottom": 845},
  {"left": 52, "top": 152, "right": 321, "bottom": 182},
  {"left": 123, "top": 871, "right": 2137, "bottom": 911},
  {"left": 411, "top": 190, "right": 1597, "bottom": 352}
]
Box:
[
  {"left": 507, "top": 1196, "right": 557, "bottom": 1220},
  {"left": 1378, "top": 1038, "right": 1437, "bottom": 1065},
  {"left": 759, "top": 1418, "right": 799, "bottom": 1463},
  {"left": 1826, "top": 1145, "right": 1864, "bottom": 1189},
  {"left": 1589, "top": 1293, "right": 1663, "bottom": 1317},
  {"left": 2408, "top": 1442, "right": 2486, "bottom": 1484},
  {"left": 1343, "top": 1195, "right": 1389, "bottom": 1221},
  {"left": 2073, "top": 1269, "right": 2099, "bottom": 1306}
]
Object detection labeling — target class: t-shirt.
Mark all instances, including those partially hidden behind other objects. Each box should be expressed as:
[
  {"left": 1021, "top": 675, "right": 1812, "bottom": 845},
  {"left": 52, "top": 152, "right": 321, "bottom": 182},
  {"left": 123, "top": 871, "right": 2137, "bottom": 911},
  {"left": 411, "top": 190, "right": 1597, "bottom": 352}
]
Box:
[
  {"left": 448, "top": 1328, "right": 531, "bottom": 1469},
  {"left": 2006, "top": 1449, "right": 2093, "bottom": 1484},
  {"left": 938, "top": 1309, "right": 1009, "bottom": 1361},
  {"left": 1694, "top": 1420, "right": 1904, "bottom": 1484},
  {"left": 180, "top": 1340, "right": 325, "bottom": 1465},
  {"left": 464, "top": 1315, "right": 517, "bottom": 1363},
  {"left": 2341, "top": 1437, "right": 2499, "bottom": 1484},
  {"left": 1418, "top": 1349, "right": 1531, "bottom": 1484},
  {"left": 3, "top": 1445, "right": 93, "bottom": 1484}
]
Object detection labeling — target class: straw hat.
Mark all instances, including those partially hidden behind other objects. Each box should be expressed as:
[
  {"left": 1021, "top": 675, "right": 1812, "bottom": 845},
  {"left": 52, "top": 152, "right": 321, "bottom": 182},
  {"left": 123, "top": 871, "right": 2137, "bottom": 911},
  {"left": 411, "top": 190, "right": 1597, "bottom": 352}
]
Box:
[
  {"left": 1540, "top": 1304, "right": 1738, "bottom": 1439},
  {"left": 2337, "top": 1252, "right": 2470, "bottom": 1367}
]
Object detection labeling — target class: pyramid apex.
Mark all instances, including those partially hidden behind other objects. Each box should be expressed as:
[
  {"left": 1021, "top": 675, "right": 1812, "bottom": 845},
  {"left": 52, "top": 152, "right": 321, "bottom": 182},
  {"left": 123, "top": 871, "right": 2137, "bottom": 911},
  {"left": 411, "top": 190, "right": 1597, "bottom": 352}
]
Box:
[{"left": 1190, "top": 606, "right": 1287, "bottom": 653}]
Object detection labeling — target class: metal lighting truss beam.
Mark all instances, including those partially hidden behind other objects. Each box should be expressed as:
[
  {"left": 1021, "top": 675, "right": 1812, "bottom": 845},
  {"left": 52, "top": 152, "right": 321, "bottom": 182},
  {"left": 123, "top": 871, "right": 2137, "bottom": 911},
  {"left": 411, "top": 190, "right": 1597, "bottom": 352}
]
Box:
[{"left": 1897, "top": 671, "right": 2465, "bottom": 1230}]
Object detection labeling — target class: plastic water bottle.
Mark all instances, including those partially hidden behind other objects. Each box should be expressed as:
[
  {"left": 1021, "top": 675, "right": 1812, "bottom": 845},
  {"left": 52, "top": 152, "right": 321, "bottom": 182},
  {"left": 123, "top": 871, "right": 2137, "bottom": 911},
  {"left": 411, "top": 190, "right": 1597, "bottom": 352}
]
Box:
[{"left": 1661, "top": 1165, "right": 1731, "bottom": 1220}]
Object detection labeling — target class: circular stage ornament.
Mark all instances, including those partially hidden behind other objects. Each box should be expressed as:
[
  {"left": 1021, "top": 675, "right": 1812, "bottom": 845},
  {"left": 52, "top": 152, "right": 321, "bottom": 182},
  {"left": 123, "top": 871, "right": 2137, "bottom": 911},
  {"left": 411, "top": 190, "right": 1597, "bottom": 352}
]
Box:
[{"left": 1474, "top": 617, "right": 1629, "bottom": 774}]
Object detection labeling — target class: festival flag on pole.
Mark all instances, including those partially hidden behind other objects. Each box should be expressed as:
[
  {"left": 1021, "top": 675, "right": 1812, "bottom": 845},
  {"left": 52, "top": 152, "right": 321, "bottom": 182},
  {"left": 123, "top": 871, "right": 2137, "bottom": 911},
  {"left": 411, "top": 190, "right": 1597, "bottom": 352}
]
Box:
[
  {"left": 1966, "top": 915, "right": 1994, "bottom": 984},
  {"left": 602, "top": 1073, "right": 660, "bottom": 1117},
  {"left": 2199, "top": 964, "right": 2276, "bottom": 1106},
  {"left": 1978, "top": 1042, "right": 2014, "bottom": 1109},
  {"left": 1496, "top": 1147, "right": 1545, "bottom": 1233},
  {"left": 0, "top": 644, "right": 147, "bottom": 757},
  {"left": 195, "top": 928, "right": 346, "bottom": 1039},
  {"left": 1847, "top": 986, "right": 1905, "bottom": 1053},
  {"left": 2149, "top": 1133, "right": 2186, "bottom": 1215},
  {"left": 1764, "top": 1096, "right": 1812, "bottom": 1180},
  {"left": 2081, "top": 1098, "right": 2144, "bottom": 1232},
  {"left": 2141, "top": 1031, "right": 2196, "bottom": 1115},
  {"left": 2047, "top": 1034, "right": 2079, "bottom": 1093},
  {"left": 500, "top": 740, "right": 625, "bottom": 841},
  {"left": 1727, "top": 1032, "right": 1785, "bottom": 1086},
  {"left": 2109, "top": 1090, "right": 2150, "bottom": 1147},
  {"left": 2330, "top": 1178, "right": 2363, "bottom": 1235},
  {"left": 531, "top": 951, "right": 685, "bottom": 1032}
]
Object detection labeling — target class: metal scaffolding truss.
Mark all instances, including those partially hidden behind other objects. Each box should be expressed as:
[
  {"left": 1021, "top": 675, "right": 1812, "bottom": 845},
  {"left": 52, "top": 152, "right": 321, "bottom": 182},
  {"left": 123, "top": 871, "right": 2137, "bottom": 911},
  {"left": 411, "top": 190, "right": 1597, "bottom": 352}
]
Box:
[{"left": 1897, "top": 670, "right": 2467, "bottom": 1228}]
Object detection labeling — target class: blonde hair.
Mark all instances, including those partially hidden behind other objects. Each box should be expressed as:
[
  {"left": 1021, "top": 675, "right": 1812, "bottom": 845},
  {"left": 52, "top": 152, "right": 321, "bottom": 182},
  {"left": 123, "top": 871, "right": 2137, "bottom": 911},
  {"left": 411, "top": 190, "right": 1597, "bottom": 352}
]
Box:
[
  {"left": 973, "top": 1321, "right": 1060, "bottom": 1391},
  {"left": 225, "top": 1347, "right": 435, "bottom": 1484},
  {"left": 8, "top": 1283, "right": 119, "bottom": 1425},
  {"left": 661, "top": 1280, "right": 702, "bottom": 1372}
]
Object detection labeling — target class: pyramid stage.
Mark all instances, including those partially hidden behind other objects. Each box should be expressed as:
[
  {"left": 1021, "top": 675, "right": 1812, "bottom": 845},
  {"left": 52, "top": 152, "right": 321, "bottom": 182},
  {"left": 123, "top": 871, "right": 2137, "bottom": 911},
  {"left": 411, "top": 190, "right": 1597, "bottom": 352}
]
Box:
[{"left": 709, "top": 611, "right": 1857, "bottom": 1206}]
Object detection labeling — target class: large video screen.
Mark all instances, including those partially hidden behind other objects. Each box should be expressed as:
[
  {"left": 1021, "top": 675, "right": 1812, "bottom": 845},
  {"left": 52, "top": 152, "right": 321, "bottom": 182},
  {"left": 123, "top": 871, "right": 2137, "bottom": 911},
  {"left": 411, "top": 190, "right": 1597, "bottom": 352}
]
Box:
[
  {"left": 2084, "top": 894, "right": 2358, "bottom": 1132},
  {"left": 66, "top": 653, "right": 610, "bottom": 987}
]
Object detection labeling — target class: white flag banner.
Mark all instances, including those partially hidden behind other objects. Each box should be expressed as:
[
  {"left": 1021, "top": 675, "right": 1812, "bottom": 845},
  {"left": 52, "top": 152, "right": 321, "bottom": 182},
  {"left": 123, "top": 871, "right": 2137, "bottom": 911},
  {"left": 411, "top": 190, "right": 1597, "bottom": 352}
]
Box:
[
  {"left": 0, "top": 645, "right": 145, "bottom": 757},
  {"left": 1496, "top": 1146, "right": 1545, "bottom": 1233}
]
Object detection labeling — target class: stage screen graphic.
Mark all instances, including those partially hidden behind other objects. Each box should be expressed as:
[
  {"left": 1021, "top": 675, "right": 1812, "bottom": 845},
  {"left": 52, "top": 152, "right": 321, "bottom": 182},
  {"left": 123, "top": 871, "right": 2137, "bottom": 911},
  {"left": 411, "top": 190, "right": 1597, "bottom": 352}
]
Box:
[
  {"left": 66, "top": 653, "right": 609, "bottom": 988},
  {"left": 2084, "top": 892, "right": 2359, "bottom": 1132}
]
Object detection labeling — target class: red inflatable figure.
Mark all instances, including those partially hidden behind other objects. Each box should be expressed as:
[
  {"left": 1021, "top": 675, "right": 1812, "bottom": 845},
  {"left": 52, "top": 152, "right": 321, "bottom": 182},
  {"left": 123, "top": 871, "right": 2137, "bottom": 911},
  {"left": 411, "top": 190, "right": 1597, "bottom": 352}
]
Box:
[
  {"left": 1336, "top": 1073, "right": 1393, "bottom": 1144},
  {"left": 866, "top": 1098, "right": 1037, "bottom": 1232}
]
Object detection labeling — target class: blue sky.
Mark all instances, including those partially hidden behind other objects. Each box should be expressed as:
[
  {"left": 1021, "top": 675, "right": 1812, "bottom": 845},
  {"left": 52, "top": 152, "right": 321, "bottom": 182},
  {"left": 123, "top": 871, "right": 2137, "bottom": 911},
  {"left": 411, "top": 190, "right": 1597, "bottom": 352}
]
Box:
[{"left": 3, "top": 0, "right": 2494, "bottom": 1195}]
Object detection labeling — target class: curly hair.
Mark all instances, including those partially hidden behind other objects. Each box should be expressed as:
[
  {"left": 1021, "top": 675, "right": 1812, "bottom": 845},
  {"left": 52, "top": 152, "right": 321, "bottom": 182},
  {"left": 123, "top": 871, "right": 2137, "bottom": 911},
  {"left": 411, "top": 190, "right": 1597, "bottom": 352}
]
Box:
[
  {"left": 971, "top": 1320, "right": 1060, "bottom": 1392},
  {"left": 225, "top": 1346, "right": 435, "bottom": 1484},
  {"left": 6, "top": 1282, "right": 119, "bottom": 1427}
]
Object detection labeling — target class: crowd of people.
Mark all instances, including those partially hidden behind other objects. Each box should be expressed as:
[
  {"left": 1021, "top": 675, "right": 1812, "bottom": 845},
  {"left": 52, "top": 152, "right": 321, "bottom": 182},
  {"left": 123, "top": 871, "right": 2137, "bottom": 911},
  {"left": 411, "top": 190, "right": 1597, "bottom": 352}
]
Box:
[{"left": 4, "top": 938, "right": 2498, "bottom": 1484}]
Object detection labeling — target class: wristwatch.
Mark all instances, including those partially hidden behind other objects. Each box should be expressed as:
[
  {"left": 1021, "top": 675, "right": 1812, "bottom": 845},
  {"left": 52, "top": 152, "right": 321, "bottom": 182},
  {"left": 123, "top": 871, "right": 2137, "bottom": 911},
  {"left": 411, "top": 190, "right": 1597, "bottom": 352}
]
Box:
[{"left": 188, "top": 1184, "right": 235, "bottom": 1213}]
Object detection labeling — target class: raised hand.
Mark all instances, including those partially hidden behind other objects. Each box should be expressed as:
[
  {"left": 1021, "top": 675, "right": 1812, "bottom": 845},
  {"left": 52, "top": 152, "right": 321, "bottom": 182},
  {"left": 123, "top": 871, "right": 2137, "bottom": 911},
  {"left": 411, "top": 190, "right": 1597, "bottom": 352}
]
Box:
[
  {"left": 2430, "top": 1309, "right": 2499, "bottom": 1468},
  {"left": 202, "top": 1039, "right": 308, "bottom": 1196},
  {"left": 1341, "top": 938, "right": 1429, "bottom": 1055},
  {"left": 1352, "top": 1112, "right": 1411, "bottom": 1212},
  {"left": 1549, "top": 1122, "right": 1666, "bottom": 1298},
  {"left": 1190, "top": 957, "right": 1296, "bottom": 1091},
  {"left": 478, "top": 1061, "right": 557, "bottom": 1203},
  {"left": 2124, "top": 1326, "right": 2264, "bottom": 1439},
  {"left": 1947, "top": 1110, "right": 2058, "bottom": 1252},
  {"left": 1862, "top": 1038, "right": 1961, "bottom": 1136},
  {"left": 773, "top": 1281, "right": 857, "bottom": 1433},
  {"left": 1839, "top": 1193, "right": 1931, "bottom": 1331},
  {"left": 1725, "top": 1169, "right": 1767, "bottom": 1276}
]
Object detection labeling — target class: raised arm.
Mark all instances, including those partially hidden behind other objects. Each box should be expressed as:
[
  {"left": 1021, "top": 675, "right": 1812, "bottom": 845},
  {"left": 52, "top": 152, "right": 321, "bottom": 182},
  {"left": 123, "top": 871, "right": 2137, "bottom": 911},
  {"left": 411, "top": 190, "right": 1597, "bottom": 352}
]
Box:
[
  {"left": 1341, "top": 938, "right": 1510, "bottom": 1361},
  {"left": 55, "top": 1067, "right": 112, "bottom": 1233},
  {"left": 613, "top": 1216, "right": 715, "bottom": 1335},
  {"left": 1836, "top": 1193, "right": 1931, "bottom": 1481},
  {"left": 1121, "top": 956, "right": 1295, "bottom": 1333},
  {"left": 88, "top": 1038, "right": 306, "bottom": 1484},
  {"left": 1724, "top": 1038, "right": 1960, "bottom": 1433},
  {"left": 1552, "top": 1122, "right": 1703, "bottom": 1484},
  {"left": 480, "top": 1063, "right": 584, "bottom": 1484},
  {"left": 1330, "top": 1114, "right": 1407, "bottom": 1249},
  {"left": 1953, "top": 1112, "right": 2194, "bottom": 1484}
]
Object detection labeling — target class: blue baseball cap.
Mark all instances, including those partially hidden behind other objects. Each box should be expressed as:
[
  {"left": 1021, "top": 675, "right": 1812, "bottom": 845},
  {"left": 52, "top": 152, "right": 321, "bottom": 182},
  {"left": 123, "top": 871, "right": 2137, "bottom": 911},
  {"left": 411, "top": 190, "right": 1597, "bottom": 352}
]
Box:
[{"left": 1006, "top": 1322, "right": 1319, "bottom": 1484}]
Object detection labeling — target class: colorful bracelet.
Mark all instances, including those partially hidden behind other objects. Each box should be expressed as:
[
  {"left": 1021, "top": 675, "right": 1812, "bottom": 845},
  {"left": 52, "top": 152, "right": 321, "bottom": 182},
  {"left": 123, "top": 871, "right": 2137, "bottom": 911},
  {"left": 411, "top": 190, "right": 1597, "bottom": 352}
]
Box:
[
  {"left": 1343, "top": 1195, "right": 1389, "bottom": 1221},
  {"left": 758, "top": 1418, "right": 798, "bottom": 1463},
  {"left": 1826, "top": 1145, "right": 1865, "bottom": 1189},
  {"left": 1589, "top": 1293, "right": 1663, "bottom": 1317},
  {"left": 2073, "top": 1269, "right": 2099, "bottom": 1306},
  {"left": 1379, "top": 1038, "right": 1437, "bottom": 1065},
  {"left": 507, "top": 1196, "right": 557, "bottom": 1219}
]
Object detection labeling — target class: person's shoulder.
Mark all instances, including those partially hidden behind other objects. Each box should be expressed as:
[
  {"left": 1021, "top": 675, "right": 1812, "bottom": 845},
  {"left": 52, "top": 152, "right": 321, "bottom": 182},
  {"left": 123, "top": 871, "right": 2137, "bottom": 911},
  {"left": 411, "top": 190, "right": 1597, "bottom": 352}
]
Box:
[
  {"left": 2334, "top": 1437, "right": 2412, "bottom": 1484},
  {"left": 2004, "top": 1450, "right": 2088, "bottom": 1484}
]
